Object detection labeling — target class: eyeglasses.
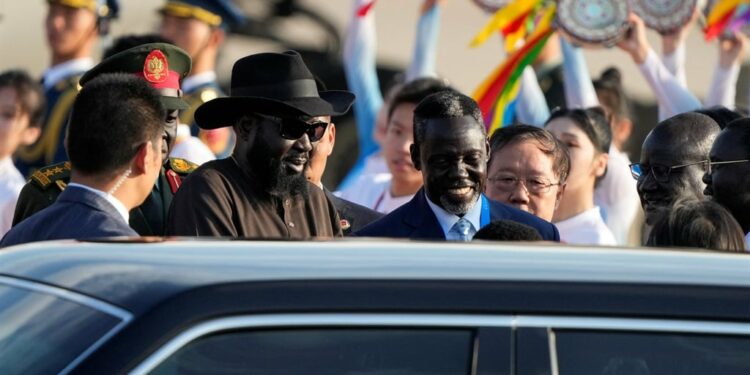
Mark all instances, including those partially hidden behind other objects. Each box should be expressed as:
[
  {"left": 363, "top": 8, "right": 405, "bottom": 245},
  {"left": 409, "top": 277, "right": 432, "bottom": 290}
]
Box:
[
  {"left": 487, "top": 175, "right": 561, "bottom": 194},
  {"left": 706, "top": 159, "right": 750, "bottom": 175},
  {"left": 256, "top": 113, "right": 329, "bottom": 142},
  {"left": 629, "top": 160, "right": 708, "bottom": 182}
]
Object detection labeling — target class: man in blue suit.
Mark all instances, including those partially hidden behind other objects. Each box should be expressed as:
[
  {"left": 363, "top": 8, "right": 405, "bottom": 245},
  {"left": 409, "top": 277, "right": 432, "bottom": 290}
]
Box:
[
  {"left": 357, "top": 90, "right": 559, "bottom": 241},
  {"left": 1, "top": 74, "right": 166, "bottom": 247}
]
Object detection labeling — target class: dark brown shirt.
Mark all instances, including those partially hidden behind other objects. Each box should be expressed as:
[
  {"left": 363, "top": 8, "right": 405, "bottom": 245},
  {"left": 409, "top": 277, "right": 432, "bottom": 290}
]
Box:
[{"left": 166, "top": 158, "right": 342, "bottom": 238}]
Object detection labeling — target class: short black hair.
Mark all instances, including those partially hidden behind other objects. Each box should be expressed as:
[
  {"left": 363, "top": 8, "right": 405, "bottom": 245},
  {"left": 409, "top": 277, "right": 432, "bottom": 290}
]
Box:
[
  {"left": 413, "top": 90, "right": 484, "bottom": 146},
  {"left": 473, "top": 220, "right": 543, "bottom": 241},
  {"left": 103, "top": 34, "right": 174, "bottom": 59},
  {"left": 646, "top": 198, "right": 746, "bottom": 252},
  {"left": 694, "top": 106, "right": 743, "bottom": 130},
  {"left": 489, "top": 125, "right": 571, "bottom": 184},
  {"left": 722, "top": 117, "right": 750, "bottom": 158},
  {"left": 67, "top": 73, "right": 165, "bottom": 175},
  {"left": 0, "top": 69, "right": 45, "bottom": 129},
  {"left": 387, "top": 77, "right": 452, "bottom": 122},
  {"left": 546, "top": 106, "right": 612, "bottom": 154}
]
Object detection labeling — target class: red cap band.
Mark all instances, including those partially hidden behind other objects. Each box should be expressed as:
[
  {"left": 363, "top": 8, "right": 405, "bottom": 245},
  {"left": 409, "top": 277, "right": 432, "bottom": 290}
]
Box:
[{"left": 135, "top": 70, "right": 181, "bottom": 90}]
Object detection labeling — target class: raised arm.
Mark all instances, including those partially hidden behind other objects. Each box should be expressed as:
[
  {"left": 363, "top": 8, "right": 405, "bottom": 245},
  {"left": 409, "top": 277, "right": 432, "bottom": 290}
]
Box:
[
  {"left": 706, "top": 32, "right": 746, "bottom": 108},
  {"left": 405, "top": 0, "right": 443, "bottom": 81},
  {"left": 560, "top": 37, "right": 599, "bottom": 108},
  {"left": 618, "top": 13, "right": 701, "bottom": 120}
]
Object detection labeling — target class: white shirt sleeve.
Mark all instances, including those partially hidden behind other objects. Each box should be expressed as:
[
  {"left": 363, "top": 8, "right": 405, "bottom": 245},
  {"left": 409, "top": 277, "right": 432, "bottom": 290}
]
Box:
[
  {"left": 637, "top": 48, "right": 702, "bottom": 121},
  {"left": 659, "top": 42, "right": 688, "bottom": 120},
  {"left": 515, "top": 66, "right": 550, "bottom": 127},
  {"left": 705, "top": 63, "right": 740, "bottom": 109},
  {"left": 560, "top": 38, "right": 599, "bottom": 109}
]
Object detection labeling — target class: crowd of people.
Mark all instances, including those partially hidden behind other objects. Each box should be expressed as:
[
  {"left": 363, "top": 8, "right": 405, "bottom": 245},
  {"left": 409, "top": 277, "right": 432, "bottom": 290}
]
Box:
[{"left": 1, "top": 0, "right": 749, "bottom": 253}]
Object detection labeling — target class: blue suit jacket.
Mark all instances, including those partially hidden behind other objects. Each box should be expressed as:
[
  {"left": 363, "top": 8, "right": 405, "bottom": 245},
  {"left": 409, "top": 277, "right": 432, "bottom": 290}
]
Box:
[
  {"left": 1, "top": 186, "right": 137, "bottom": 248},
  {"left": 355, "top": 190, "right": 560, "bottom": 241}
]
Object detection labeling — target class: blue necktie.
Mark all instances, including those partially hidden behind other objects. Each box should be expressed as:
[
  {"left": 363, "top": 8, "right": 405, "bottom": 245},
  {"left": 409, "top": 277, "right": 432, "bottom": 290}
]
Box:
[{"left": 450, "top": 218, "right": 472, "bottom": 241}]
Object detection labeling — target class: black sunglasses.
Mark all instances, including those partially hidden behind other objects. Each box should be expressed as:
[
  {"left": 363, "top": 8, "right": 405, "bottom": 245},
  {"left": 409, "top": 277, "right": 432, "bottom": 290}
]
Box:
[{"left": 256, "top": 114, "right": 329, "bottom": 142}]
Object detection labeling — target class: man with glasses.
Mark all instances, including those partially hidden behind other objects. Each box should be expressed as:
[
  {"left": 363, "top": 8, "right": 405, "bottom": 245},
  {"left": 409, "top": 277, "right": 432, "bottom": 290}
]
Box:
[
  {"left": 484, "top": 125, "right": 569, "bottom": 223},
  {"left": 166, "top": 51, "right": 354, "bottom": 238},
  {"left": 629, "top": 112, "right": 720, "bottom": 226},
  {"left": 357, "top": 91, "right": 559, "bottom": 241},
  {"left": 703, "top": 118, "right": 750, "bottom": 248}
]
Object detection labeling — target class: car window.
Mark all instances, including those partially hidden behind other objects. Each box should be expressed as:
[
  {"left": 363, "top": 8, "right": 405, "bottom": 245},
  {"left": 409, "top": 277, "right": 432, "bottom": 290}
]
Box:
[
  {"left": 0, "top": 284, "right": 124, "bottom": 375},
  {"left": 150, "top": 328, "right": 475, "bottom": 375},
  {"left": 555, "top": 329, "right": 750, "bottom": 375}
]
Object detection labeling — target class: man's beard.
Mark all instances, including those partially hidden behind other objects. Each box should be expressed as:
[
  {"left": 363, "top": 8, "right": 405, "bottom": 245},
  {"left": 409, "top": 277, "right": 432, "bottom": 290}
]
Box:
[
  {"left": 248, "top": 138, "right": 309, "bottom": 199},
  {"left": 439, "top": 189, "right": 480, "bottom": 216}
]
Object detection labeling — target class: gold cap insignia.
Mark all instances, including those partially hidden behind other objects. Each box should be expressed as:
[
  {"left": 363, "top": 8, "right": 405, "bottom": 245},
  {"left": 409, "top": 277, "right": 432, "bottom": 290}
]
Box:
[{"left": 144, "top": 50, "right": 168, "bottom": 83}]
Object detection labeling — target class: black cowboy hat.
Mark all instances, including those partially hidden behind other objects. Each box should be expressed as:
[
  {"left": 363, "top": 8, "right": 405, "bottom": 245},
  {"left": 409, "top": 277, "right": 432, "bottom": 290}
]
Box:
[{"left": 194, "top": 51, "right": 355, "bottom": 129}]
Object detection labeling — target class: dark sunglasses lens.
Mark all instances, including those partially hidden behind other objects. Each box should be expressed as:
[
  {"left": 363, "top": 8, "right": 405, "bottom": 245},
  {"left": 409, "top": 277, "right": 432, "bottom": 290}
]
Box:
[
  {"left": 307, "top": 122, "right": 328, "bottom": 142},
  {"left": 279, "top": 119, "right": 308, "bottom": 140},
  {"left": 279, "top": 119, "right": 329, "bottom": 141}
]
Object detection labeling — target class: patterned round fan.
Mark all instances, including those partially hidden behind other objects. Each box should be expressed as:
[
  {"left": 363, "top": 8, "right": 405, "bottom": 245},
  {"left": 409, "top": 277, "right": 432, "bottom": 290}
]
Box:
[
  {"left": 556, "top": 0, "right": 631, "bottom": 47},
  {"left": 630, "top": 0, "right": 697, "bottom": 34}
]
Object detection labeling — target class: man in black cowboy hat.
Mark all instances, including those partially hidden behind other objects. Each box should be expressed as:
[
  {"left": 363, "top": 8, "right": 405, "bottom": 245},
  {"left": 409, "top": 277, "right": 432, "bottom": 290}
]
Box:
[{"left": 166, "top": 51, "right": 354, "bottom": 238}]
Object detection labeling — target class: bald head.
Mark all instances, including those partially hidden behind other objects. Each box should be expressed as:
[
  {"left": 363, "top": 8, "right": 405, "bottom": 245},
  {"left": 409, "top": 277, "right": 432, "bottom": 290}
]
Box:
[
  {"left": 646, "top": 112, "right": 720, "bottom": 159},
  {"left": 637, "top": 112, "right": 720, "bottom": 225}
]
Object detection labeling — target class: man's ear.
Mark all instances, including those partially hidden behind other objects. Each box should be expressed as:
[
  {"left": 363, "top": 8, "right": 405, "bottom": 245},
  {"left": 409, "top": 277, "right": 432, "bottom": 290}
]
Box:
[
  {"left": 209, "top": 27, "right": 225, "bottom": 48},
  {"left": 410, "top": 143, "right": 421, "bottom": 171},
  {"left": 132, "top": 141, "right": 159, "bottom": 175},
  {"left": 21, "top": 126, "right": 41, "bottom": 146},
  {"left": 234, "top": 118, "right": 257, "bottom": 141},
  {"left": 327, "top": 123, "right": 336, "bottom": 156}
]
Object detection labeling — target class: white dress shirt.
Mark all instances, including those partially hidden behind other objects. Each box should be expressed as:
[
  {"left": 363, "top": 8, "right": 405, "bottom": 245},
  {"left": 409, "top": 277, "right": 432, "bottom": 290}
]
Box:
[
  {"left": 67, "top": 183, "right": 130, "bottom": 224},
  {"left": 594, "top": 147, "right": 641, "bottom": 246},
  {"left": 336, "top": 173, "right": 412, "bottom": 214},
  {"left": 41, "top": 57, "right": 94, "bottom": 90},
  {"left": 0, "top": 157, "right": 26, "bottom": 236},
  {"left": 555, "top": 206, "right": 617, "bottom": 246},
  {"left": 425, "top": 192, "right": 482, "bottom": 240}
]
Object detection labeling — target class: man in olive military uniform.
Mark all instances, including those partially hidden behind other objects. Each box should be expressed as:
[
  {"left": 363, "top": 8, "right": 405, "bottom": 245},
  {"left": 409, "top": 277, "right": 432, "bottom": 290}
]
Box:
[
  {"left": 12, "top": 43, "right": 198, "bottom": 236},
  {"left": 158, "top": 0, "right": 246, "bottom": 158},
  {"left": 15, "top": 0, "right": 119, "bottom": 176}
]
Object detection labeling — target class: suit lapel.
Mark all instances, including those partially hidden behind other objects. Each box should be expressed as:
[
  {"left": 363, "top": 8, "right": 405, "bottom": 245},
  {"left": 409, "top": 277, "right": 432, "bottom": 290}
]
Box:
[{"left": 403, "top": 190, "right": 445, "bottom": 239}]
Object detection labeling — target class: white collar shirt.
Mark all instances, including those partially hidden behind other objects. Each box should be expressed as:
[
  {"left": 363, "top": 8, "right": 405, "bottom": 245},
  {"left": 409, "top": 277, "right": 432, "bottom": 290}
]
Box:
[
  {"left": 425, "top": 192, "right": 482, "bottom": 240},
  {"left": 42, "top": 57, "right": 94, "bottom": 90},
  {"left": 67, "top": 183, "right": 130, "bottom": 224}
]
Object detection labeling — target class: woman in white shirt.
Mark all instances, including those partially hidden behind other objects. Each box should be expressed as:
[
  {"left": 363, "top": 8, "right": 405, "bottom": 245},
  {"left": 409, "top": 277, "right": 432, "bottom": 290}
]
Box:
[{"left": 545, "top": 107, "right": 617, "bottom": 246}]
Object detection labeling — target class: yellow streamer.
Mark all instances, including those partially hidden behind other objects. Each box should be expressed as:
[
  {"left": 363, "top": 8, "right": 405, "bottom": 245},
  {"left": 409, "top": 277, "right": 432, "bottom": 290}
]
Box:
[
  {"left": 707, "top": 0, "right": 742, "bottom": 25},
  {"left": 470, "top": 0, "right": 539, "bottom": 48}
]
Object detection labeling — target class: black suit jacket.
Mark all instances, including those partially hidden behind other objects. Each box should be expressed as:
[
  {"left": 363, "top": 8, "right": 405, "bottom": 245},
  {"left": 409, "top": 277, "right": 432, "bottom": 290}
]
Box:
[
  {"left": 324, "top": 188, "right": 384, "bottom": 236},
  {"left": 355, "top": 189, "right": 559, "bottom": 241}
]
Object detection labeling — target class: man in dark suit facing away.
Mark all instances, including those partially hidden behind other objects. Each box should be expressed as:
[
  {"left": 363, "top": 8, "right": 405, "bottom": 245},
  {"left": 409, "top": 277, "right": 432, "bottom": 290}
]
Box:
[
  {"left": 357, "top": 90, "right": 559, "bottom": 241},
  {"left": 1, "top": 74, "right": 166, "bottom": 247}
]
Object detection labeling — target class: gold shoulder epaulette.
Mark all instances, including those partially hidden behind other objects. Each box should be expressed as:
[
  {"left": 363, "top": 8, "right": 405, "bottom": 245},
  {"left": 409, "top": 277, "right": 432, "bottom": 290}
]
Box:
[
  {"left": 168, "top": 157, "right": 199, "bottom": 175},
  {"left": 55, "top": 75, "right": 83, "bottom": 92},
  {"left": 29, "top": 161, "right": 71, "bottom": 190}
]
